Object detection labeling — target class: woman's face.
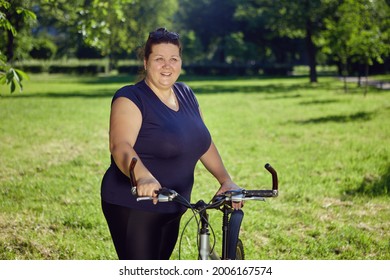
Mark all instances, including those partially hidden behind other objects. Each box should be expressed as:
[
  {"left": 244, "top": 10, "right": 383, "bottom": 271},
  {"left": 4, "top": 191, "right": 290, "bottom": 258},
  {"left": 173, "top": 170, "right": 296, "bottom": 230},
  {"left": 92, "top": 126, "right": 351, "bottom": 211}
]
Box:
[{"left": 144, "top": 43, "right": 182, "bottom": 90}]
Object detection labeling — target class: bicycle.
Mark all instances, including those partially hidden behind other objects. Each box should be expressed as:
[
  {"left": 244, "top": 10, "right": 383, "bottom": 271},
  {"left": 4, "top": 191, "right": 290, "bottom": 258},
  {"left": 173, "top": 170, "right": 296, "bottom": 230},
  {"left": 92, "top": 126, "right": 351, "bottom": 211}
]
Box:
[{"left": 129, "top": 158, "right": 278, "bottom": 260}]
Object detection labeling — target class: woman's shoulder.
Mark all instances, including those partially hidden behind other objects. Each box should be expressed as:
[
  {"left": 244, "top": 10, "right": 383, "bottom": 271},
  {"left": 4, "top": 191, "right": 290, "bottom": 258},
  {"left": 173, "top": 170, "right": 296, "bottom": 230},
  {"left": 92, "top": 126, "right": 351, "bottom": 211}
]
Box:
[
  {"left": 174, "top": 82, "right": 199, "bottom": 107},
  {"left": 111, "top": 81, "right": 146, "bottom": 111},
  {"left": 174, "top": 82, "right": 196, "bottom": 98},
  {"left": 114, "top": 81, "right": 144, "bottom": 99},
  {"left": 174, "top": 81, "right": 191, "bottom": 92}
]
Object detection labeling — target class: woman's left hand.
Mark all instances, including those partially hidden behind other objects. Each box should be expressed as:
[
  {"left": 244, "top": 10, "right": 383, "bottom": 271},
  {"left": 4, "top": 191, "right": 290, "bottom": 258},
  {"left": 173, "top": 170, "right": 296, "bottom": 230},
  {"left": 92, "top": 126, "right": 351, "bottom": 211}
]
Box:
[{"left": 215, "top": 180, "right": 244, "bottom": 210}]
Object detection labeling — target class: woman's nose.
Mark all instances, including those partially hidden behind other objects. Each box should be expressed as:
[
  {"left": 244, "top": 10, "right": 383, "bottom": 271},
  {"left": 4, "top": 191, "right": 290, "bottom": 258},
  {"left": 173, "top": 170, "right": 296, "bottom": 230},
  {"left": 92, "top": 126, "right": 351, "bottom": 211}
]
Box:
[{"left": 162, "top": 60, "right": 171, "bottom": 68}]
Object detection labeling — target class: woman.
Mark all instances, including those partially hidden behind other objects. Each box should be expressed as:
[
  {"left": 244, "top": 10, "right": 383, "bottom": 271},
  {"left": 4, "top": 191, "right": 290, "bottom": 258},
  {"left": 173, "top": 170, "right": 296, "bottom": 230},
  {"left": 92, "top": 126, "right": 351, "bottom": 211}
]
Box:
[{"left": 101, "top": 27, "right": 241, "bottom": 260}]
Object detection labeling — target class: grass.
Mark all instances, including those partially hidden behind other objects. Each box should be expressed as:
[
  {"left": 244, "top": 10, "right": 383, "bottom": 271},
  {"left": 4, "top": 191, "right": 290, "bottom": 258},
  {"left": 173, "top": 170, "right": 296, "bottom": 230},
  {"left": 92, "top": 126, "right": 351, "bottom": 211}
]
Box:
[{"left": 0, "top": 73, "right": 389, "bottom": 260}]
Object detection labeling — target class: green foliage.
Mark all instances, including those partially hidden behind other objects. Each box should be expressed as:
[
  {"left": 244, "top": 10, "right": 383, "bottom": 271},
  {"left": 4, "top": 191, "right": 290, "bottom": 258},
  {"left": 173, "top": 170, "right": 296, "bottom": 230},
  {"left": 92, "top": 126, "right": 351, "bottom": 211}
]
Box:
[
  {"left": 176, "top": 0, "right": 240, "bottom": 63},
  {"left": 349, "top": 0, "right": 390, "bottom": 66},
  {"left": 3, "top": 0, "right": 389, "bottom": 81},
  {"left": 0, "top": 0, "right": 16, "bottom": 35},
  {"left": 78, "top": 0, "right": 179, "bottom": 63},
  {"left": 323, "top": 0, "right": 390, "bottom": 68},
  {"left": 224, "top": 32, "right": 248, "bottom": 63},
  {"left": 234, "top": 0, "right": 341, "bottom": 83},
  {"left": 2, "top": 0, "right": 390, "bottom": 91},
  {"left": 29, "top": 35, "right": 58, "bottom": 59},
  {"left": 0, "top": 61, "right": 29, "bottom": 93},
  {"left": 0, "top": 0, "right": 37, "bottom": 60},
  {"left": 179, "top": 30, "right": 206, "bottom": 63},
  {"left": 321, "top": 0, "right": 390, "bottom": 93},
  {"left": 0, "top": 0, "right": 35, "bottom": 93},
  {"left": 0, "top": 74, "right": 389, "bottom": 259}
]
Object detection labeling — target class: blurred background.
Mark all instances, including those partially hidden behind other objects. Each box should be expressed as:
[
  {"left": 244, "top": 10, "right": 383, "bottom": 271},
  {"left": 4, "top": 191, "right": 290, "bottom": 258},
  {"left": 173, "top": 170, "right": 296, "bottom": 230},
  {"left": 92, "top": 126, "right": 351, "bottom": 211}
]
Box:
[{"left": 1, "top": 0, "right": 389, "bottom": 89}]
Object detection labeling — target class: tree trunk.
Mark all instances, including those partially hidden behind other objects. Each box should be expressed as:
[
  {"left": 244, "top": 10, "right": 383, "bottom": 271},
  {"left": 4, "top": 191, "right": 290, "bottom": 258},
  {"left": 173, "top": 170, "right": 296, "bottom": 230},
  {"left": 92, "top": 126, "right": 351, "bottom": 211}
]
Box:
[
  {"left": 305, "top": 19, "right": 317, "bottom": 83},
  {"left": 343, "top": 75, "right": 348, "bottom": 93},
  {"left": 6, "top": 29, "right": 15, "bottom": 63},
  {"left": 343, "top": 61, "right": 348, "bottom": 93},
  {"left": 364, "top": 63, "right": 369, "bottom": 96}
]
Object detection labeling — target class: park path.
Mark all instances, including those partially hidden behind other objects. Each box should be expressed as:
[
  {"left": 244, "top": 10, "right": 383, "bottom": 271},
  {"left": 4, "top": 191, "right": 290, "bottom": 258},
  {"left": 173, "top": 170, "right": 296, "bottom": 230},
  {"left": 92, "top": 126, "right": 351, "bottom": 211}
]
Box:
[{"left": 342, "top": 77, "right": 390, "bottom": 90}]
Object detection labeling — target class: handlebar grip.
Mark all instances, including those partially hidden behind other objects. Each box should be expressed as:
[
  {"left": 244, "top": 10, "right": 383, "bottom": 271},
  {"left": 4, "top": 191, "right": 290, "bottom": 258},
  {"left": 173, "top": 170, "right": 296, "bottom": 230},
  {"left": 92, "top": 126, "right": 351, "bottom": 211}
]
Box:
[
  {"left": 264, "top": 163, "right": 278, "bottom": 193},
  {"left": 245, "top": 190, "right": 278, "bottom": 198}
]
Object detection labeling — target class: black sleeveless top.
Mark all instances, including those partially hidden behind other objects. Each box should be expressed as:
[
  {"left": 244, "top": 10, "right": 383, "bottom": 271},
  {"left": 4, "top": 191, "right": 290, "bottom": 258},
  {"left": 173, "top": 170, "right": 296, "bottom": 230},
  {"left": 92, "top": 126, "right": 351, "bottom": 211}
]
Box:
[{"left": 101, "top": 80, "right": 212, "bottom": 213}]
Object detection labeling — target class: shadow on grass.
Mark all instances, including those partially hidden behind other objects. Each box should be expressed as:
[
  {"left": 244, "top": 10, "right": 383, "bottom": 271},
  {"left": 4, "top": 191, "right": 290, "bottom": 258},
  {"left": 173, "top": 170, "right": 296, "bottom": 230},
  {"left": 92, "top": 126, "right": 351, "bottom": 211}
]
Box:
[
  {"left": 294, "top": 111, "right": 374, "bottom": 124},
  {"left": 299, "top": 99, "right": 341, "bottom": 105},
  {"left": 185, "top": 82, "right": 336, "bottom": 96},
  {"left": 0, "top": 89, "right": 114, "bottom": 99},
  {"left": 190, "top": 84, "right": 298, "bottom": 95},
  {"left": 80, "top": 74, "right": 138, "bottom": 84},
  {"left": 347, "top": 165, "right": 390, "bottom": 197}
]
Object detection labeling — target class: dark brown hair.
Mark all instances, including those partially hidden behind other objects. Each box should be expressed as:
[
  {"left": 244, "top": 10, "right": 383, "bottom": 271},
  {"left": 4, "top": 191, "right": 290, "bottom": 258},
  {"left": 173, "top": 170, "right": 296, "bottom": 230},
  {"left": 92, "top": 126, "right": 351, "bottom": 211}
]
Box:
[{"left": 143, "top": 27, "right": 182, "bottom": 61}]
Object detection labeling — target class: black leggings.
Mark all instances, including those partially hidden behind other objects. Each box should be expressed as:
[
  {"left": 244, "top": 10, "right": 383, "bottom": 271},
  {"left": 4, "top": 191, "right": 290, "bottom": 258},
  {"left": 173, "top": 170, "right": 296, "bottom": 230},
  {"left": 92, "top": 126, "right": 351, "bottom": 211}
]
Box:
[{"left": 102, "top": 200, "right": 183, "bottom": 260}]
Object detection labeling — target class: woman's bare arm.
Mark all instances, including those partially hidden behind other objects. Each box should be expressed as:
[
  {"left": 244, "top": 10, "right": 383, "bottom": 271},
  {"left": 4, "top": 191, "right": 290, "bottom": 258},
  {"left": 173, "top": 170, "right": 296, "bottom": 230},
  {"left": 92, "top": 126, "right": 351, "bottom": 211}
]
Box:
[{"left": 109, "top": 97, "right": 160, "bottom": 198}]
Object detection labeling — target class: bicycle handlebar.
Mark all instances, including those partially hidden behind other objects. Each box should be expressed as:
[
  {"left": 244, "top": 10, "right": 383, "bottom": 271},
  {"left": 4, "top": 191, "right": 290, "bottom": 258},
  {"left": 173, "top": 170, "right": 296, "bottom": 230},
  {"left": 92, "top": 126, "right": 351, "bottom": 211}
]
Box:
[
  {"left": 265, "top": 163, "right": 278, "bottom": 193},
  {"left": 130, "top": 159, "right": 278, "bottom": 206}
]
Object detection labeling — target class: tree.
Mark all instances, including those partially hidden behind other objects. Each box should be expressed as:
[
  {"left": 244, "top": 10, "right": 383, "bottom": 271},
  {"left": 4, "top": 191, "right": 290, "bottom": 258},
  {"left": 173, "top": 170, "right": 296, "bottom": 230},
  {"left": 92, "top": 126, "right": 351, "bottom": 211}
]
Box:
[
  {"left": 34, "top": 0, "right": 87, "bottom": 59},
  {"left": 78, "top": 0, "right": 178, "bottom": 70},
  {"left": 0, "top": 0, "right": 36, "bottom": 62},
  {"left": 0, "top": 0, "right": 35, "bottom": 93},
  {"left": 236, "top": 0, "right": 339, "bottom": 83},
  {"left": 349, "top": 0, "right": 390, "bottom": 95},
  {"left": 322, "top": 0, "right": 390, "bottom": 94},
  {"left": 176, "top": 0, "right": 239, "bottom": 63}
]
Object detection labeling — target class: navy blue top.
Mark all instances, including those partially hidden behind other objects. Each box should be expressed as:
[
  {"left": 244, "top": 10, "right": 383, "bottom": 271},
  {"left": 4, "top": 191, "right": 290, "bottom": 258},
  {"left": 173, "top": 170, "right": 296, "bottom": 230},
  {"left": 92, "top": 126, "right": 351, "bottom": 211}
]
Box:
[{"left": 101, "top": 80, "right": 212, "bottom": 213}]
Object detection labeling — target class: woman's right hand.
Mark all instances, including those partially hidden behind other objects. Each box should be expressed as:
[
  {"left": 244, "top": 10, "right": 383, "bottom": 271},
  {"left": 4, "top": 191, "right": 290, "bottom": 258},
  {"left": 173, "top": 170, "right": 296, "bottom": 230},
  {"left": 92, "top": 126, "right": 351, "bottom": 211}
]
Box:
[{"left": 135, "top": 176, "right": 162, "bottom": 204}]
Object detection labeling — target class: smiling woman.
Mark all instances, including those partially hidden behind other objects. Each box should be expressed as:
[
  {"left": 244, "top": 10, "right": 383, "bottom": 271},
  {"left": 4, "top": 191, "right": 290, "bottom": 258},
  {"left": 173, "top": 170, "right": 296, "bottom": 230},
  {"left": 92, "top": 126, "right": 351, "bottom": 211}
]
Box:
[
  {"left": 100, "top": 27, "right": 242, "bottom": 260},
  {"left": 144, "top": 43, "right": 182, "bottom": 111}
]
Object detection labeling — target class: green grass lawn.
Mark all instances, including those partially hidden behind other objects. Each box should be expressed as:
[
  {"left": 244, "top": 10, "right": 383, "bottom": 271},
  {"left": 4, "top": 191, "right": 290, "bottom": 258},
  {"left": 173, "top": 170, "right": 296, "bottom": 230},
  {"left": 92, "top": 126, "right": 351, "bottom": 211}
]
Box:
[{"left": 0, "top": 73, "right": 389, "bottom": 260}]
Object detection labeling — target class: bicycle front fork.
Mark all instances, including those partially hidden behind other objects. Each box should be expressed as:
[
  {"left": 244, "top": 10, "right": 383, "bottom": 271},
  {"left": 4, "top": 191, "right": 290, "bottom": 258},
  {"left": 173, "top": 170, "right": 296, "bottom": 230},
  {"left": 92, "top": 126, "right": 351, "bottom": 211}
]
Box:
[
  {"left": 198, "top": 210, "right": 212, "bottom": 260},
  {"left": 198, "top": 207, "right": 231, "bottom": 260}
]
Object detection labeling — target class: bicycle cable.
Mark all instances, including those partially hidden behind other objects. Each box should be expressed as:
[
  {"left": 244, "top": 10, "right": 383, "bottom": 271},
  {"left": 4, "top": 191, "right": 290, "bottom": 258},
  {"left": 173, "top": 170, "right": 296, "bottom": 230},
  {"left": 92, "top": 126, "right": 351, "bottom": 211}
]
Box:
[
  {"left": 173, "top": 193, "right": 218, "bottom": 260},
  {"left": 171, "top": 192, "right": 201, "bottom": 260}
]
